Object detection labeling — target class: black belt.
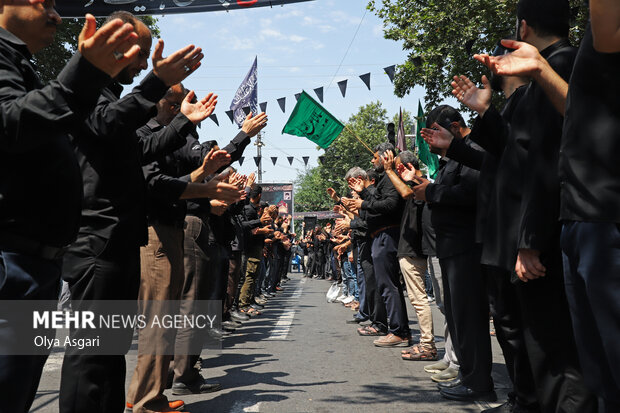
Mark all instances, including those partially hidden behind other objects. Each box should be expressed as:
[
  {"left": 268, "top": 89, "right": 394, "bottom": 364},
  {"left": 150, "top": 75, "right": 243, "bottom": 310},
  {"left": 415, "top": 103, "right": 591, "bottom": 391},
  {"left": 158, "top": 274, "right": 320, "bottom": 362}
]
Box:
[{"left": 0, "top": 233, "right": 67, "bottom": 260}]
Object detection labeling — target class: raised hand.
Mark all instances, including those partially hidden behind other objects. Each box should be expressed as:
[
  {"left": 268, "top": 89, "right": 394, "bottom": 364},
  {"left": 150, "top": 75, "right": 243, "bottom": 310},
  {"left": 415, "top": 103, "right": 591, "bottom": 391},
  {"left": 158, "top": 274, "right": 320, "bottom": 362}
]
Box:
[
  {"left": 347, "top": 177, "right": 365, "bottom": 193},
  {"left": 382, "top": 150, "right": 395, "bottom": 171},
  {"left": 181, "top": 91, "right": 217, "bottom": 125},
  {"left": 326, "top": 187, "right": 339, "bottom": 202},
  {"left": 152, "top": 40, "right": 204, "bottom": 87},
  {"left": 398, "top": 162, "right": 418, "bottom": 182},
  {"left": 451, "top": 75, "right": 492, "bottom": 116},
  {"left": 241, "top": 112, "right": 268, "bottom": 137},
  {"left": 341, "top": 197, "right": 362, "bottom": 211},
  {"left": 78, "top": 14, "right": 140, "bottom": 78},
  {"left": 246, "top": 172, "right": 256, "bottom": 188},
  {"left": 421, "top": 123, "right": 454, "bottom": 150},
  {"left": 201, "top": 148, "right": 231, "bottom": 176},
  {"left": 209, "top": 199, "right": 229, "bottom": 216},
  {"left": 203, "top": 178, "right": 245, "bottom": 204},
  {"left": 474, "top": 39, "right": 542, "bottom": 78}
]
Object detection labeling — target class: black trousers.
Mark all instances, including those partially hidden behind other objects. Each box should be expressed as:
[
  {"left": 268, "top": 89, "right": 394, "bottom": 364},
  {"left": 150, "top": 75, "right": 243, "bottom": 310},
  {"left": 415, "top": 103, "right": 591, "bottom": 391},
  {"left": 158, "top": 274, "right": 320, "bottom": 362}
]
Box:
[
  {"left": 59, "top": 234, "right": 140, "bottom": 413},
  {"left": 359, "top": 238, "right": 387, "bottom": 331},
  {"left": 371, "top": 228, "right": 410, "bottom": 337},
  {"left": 485, "top": 265, "right": 538, "bottom": 410},
  {"left": 439, "top": 247, "right": 493, "bottom": 392},
  {"left": 514, "top": 248, "right": 596, "bottom": 413},
  {"left": 0, "top": 251, "right": 61, "bottom": 413}
]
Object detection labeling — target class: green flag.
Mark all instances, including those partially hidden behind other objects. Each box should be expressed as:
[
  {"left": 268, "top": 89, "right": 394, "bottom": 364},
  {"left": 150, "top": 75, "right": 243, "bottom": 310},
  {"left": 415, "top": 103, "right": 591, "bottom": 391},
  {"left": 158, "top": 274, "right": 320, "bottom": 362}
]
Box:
[
  {"left": 282, "top": 91, "right": 344, "bottom": 149},
  {"left": 415, "top": 101, "right": 440, "bottom": 178}
]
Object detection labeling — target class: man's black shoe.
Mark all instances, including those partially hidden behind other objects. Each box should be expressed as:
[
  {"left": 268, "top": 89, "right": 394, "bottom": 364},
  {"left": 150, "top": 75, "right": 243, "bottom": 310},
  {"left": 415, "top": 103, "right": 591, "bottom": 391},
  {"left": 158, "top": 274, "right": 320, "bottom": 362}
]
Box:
[
  {"left": 222, "top": 320, "right": 237, "bottom": 332},
  {"left": 482, "top": 401, "right": 514, "bottom": 413},
  {"left": 346, "top": 317, "right": 368, "bottom": 324},
  {"left": 436, "top": 377, "right": 461, "bottom": 389},
  {"left": 250, "top": 303, "right": 264, "bottom": 310},
  {"left": 208, "top": 328, "right": 230, "bottom": 339},
  {"left": 171, "top": 376, "right": 222, "bottom": 395},
  {"left": 230, "top": 310, "right": 250, "bottom": 322},
  {"left": 440, "top": 384, "right": 497, "bottom": 402}
]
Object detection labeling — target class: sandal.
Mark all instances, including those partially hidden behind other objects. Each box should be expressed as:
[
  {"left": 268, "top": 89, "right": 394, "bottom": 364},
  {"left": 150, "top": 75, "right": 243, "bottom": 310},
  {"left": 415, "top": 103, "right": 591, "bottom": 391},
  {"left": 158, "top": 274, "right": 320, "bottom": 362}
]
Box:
[
  {"left": 357, "top": 325, "right": 386, "bottom": 336},
  {"left": 402, "top": 347, "right": 438, "bottom": 361},
  {"left": 401, "top": 343, "right": 424, "bottom": 355}
]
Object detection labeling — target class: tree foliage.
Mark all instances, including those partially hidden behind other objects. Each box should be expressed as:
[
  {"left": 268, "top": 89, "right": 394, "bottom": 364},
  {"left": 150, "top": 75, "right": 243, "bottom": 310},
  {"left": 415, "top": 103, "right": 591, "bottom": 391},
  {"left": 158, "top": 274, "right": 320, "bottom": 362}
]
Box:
[
  {"left": 33, "top": 16, "right": 159, "bottom": 83},
  {"left": 367, "top": 0, "right": 589, "bottom": 111},
  {"left": 295, "top": 101, "right": 413, "bottom": 212}
]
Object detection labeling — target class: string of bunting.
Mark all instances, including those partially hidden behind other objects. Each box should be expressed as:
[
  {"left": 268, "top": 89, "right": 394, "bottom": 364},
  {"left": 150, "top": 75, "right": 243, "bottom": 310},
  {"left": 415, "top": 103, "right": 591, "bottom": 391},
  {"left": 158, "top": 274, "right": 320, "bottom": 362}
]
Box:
[
  {"left": 244, "top": 154, "right": 367, "bottom": 167},
  {"left": 205, "top": 64, "right": 399, "bottom": 127}
]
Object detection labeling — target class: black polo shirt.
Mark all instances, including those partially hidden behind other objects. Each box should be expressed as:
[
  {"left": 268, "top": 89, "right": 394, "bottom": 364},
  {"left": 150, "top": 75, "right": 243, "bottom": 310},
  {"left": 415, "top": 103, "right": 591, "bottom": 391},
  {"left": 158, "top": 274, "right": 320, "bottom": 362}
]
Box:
[
  {"left": 560, "top": 25, "right": 620, "bottom": 223},
  {"left": 397, "top": 198, "right": 426, "bottom": 258}
]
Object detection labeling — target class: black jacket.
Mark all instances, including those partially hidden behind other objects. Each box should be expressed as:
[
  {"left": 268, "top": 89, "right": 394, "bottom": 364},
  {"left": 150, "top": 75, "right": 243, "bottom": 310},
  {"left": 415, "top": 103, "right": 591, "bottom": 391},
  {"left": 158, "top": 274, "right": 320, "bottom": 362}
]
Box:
[
  {"left": 69, "top": 72, "right": 184, "bottom": 248},
  {"left": 425, "top": 138, "right": 480, "bottom": 259},
  {"left": 0, "top": 28, "right": 110, "bottom": 249},
  {"left": 359, "top": 172, "right": 404, "bottom": 235}
]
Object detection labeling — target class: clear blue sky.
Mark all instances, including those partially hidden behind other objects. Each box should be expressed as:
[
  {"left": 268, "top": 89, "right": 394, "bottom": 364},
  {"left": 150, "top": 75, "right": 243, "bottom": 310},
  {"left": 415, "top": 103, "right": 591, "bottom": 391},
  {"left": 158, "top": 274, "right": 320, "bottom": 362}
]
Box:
[{"left": 129, "top": 0, "right": 429, "bottom": 183}]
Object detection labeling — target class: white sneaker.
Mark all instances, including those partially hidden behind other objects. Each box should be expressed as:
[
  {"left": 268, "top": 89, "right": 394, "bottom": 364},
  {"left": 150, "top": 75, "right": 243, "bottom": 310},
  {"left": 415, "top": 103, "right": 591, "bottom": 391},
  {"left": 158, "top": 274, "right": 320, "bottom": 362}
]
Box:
[
  {"left": 336, "top": 294, "right": 347, "bottom": 302},
  {"left": 342, "top": 296, "right": 355, "bottom": 304}
]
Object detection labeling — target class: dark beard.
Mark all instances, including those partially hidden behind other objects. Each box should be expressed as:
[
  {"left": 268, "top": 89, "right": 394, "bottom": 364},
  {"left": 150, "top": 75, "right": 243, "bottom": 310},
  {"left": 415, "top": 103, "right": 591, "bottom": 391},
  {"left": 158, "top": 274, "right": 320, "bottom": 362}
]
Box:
[{"left": 374, "top": 163, "right": 384, "bottom": 173}]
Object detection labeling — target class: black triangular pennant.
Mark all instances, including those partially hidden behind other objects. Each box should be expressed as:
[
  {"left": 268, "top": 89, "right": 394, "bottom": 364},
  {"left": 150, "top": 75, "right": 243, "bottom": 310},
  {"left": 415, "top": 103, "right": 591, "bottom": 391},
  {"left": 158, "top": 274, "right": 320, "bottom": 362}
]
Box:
[
  {"left": 302, "top": 156, "right": 310, "bottom": 166},
  {"left": 313, "top": 87, "right": 324, "bottom": 103},
  {"left": 359, "top": 73, "right": 371, "bottom": 90},
  {"left": 209, "top": 114, "right": 219, "bottom": 126},
  {"left": 242, "top": 106, "right": 251, "bottom": 116},
  {"left": 238, "top": 157, "right": 245, "bottom": 166},
  {"left": 384, "top": 65, "right": 396, "bottom": 83},
  {"left": 259, "top": 102, "right": 267, "bottom": 113},
  {"left": 225, "top": 110, "right": 235, "bottom": 124},
  {"left": 295, "top": 93, "right": 301, "bottom": 101},
  {"left": 254, "top": 156, "right": 261, "bottom": 167},
  {"left": 337, "top": 79, "right": 348, "bottom": 98},
  {"left": 271, "top": 157, "right": 278, "bottom": 166},
  {"left": 277, "top": 97, "right": 286, "bottom": 113},
  {"left": 287, "top": 156, "right": 294, "bottom": 165},
  {"left": 318, "top": 156, "right": 325, "bottom": 164}
]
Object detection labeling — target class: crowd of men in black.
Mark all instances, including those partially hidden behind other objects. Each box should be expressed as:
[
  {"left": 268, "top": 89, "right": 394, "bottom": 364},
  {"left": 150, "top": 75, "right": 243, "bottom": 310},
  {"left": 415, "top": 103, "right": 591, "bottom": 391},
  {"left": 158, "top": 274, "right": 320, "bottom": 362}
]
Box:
[
  {"left": 289, "top": 1, "right": 619, "bottom": 413},
  {"left": 0, "top": 4, "right": 302, "bottom": 413},
  {"left": 0, "top": 0, "right": 618, "bottom": 413}
]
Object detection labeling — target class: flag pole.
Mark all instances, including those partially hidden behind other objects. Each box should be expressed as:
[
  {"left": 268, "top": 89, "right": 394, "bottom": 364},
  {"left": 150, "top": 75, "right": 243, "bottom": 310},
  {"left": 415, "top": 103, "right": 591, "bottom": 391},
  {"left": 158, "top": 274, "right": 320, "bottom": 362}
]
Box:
[{"left": 343, "top": 124, "right": 374, "bottom": 154}]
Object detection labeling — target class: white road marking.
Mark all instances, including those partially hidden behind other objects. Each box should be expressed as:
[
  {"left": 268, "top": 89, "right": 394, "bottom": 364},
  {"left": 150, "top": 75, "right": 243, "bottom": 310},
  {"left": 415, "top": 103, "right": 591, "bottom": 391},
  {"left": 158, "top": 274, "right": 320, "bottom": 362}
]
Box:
[{"left": 266, "top": 283, "right": 303, "bottom": 340}]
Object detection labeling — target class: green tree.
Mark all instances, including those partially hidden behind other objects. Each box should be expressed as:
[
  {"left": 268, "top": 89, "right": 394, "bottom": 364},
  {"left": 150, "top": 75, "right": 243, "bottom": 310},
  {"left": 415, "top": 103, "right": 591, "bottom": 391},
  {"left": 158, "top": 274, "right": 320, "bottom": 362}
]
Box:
[
  {"left": 33, "top": 16, "right": 159, "bottom": 83},
  {"left": 294, "top": 101, "right": 392, "bottom": 211},
  {"left": 367, "top": 0, "right": 589, "bottom": 111}
]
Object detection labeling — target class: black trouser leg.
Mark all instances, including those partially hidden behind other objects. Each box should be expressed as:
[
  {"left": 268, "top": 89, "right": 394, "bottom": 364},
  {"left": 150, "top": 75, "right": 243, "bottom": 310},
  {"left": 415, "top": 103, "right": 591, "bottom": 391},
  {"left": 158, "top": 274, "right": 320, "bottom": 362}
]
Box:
[
  {"left": 359, "top": 239, "right": 387, "bottom": 331},
  {"left": 439, "top": 248, "right": 493, "bottom": 392},
  {"left": 370, "top": 229, "right": 409, "bottom": 337},
  {"left": 485, "top": 265, "right": 539, "bottom": 410},
  {"left": 59, "top": 236, "right": 140, "bottom": 413},
  {"left": 515, "top": 248, "right": 596, "bottom": 413}
]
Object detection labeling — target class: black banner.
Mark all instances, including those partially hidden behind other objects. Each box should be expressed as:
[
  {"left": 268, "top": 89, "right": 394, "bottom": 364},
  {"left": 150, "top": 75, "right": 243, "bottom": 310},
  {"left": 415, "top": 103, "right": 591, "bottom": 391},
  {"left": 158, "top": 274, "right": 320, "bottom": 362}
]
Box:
[{"left": 56, "top": 0, "right": 314, "bottom": 18}]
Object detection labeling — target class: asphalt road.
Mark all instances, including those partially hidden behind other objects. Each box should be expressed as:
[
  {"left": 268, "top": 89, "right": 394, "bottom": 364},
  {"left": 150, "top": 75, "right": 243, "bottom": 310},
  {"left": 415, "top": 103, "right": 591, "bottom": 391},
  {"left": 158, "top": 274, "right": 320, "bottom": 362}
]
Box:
[{"left": 32, "top": 273, "right": 510, "bottom": 413}]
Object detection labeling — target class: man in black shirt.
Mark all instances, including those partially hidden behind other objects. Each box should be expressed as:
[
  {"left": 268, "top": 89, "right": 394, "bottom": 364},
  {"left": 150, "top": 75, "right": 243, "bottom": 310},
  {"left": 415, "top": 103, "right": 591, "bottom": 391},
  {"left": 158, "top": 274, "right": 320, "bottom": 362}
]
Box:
[
  {"left": 57, "top": 11, "right": 236, "bottom": 413},
  {"left": 343, "top": 142, "right": 409, "bottom": 347},
  {"left": 472, "top": 1, "right": 596, "bottom": 411},
  {"left": 413, "top": 106, "right": 494, "bottom": 402},
  {"left": 0, "top": 5, "right": 142, "bottom": 412}
]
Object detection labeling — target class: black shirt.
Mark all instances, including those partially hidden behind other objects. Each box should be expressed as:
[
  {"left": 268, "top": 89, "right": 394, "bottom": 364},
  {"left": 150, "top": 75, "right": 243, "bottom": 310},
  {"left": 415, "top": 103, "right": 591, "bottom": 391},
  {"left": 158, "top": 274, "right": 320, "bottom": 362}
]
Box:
[
  {"left": 560, "top": 25, "right": 620, "bottom": 223},
  {"left": 69, "top": 72, "right": 182, "bottom": 248},
  {"left": 517, "top": 40, "right": 577, "bottom": 254},
  {"left": 425, "top": 138, "right": 480, "bottom": 259},
  {"left": 242, "top": 202, "right": 264, "bottom": 256},
  {"left": 397, "top": 198, "right": 426, "bottom": 258},
  {"left": 0, "top": 28, "right": 110, "bottom": 249},
  {"left": 360, "top": 172, "right": 404, "bottom": 235},
  {"left": 138, "top": 117, "right": 195, "bottom": 226}
]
